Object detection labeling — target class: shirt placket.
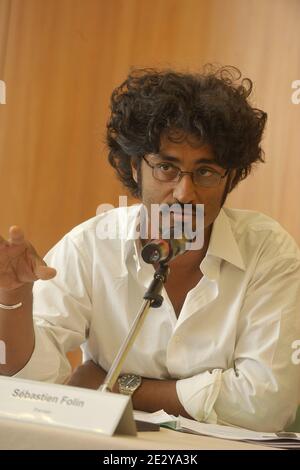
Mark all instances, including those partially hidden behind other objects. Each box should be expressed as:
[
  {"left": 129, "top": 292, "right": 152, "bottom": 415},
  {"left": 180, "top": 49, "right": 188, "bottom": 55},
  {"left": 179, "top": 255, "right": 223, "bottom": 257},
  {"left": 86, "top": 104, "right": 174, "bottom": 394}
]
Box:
[{"left": 166, "top": 256, "right": 221, "bottom": 376}]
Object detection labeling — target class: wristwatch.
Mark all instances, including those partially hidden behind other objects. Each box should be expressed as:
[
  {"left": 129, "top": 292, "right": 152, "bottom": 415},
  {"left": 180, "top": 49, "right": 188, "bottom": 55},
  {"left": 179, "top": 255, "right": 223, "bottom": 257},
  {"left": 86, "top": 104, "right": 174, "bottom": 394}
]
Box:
[{"left": 118, "top": 374, "right": 142, "bottom": 396}]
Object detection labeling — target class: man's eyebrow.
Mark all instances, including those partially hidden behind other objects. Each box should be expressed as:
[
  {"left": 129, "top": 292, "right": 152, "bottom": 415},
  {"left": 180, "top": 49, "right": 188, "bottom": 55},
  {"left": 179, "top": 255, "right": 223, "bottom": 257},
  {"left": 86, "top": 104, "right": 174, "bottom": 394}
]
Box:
[{"left": 155, "top": 152, "right": 219, "bottom": 165}]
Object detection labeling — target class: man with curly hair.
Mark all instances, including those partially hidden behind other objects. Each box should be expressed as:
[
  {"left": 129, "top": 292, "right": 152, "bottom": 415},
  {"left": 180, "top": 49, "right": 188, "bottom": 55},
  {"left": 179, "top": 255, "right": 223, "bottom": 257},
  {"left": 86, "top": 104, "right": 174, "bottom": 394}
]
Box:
[{"left": 1, "top": 66, "right": 299, "bottom": 432}]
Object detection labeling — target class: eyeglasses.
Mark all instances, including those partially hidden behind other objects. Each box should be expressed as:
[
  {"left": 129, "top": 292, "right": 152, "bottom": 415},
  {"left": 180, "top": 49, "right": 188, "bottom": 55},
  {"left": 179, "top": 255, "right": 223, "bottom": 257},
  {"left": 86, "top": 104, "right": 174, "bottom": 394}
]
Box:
[{"left": 143, "top": 156, "right": 228, "bottom": 188}]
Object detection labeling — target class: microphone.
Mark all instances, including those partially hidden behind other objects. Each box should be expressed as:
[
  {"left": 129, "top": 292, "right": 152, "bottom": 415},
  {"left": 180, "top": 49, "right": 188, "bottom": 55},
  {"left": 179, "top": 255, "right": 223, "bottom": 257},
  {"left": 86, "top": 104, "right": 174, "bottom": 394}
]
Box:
[{"left": 141, "top": 235, "right": 188, "bottom": 264}]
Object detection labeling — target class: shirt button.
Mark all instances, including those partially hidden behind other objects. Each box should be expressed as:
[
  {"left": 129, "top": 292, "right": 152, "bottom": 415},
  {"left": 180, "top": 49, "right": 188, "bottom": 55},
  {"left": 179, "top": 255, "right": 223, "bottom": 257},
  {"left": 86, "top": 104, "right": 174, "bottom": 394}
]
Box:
[{"left": 173, "top": 335, "right": 180, "bottom": 344}]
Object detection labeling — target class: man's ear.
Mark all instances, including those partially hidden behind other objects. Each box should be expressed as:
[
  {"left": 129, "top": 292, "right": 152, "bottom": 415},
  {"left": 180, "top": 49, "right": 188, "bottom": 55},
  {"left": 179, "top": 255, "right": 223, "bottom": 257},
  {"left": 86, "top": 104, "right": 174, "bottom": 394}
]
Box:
[{"left": 131, "top": 158, "right": 138, "bottom": 183}]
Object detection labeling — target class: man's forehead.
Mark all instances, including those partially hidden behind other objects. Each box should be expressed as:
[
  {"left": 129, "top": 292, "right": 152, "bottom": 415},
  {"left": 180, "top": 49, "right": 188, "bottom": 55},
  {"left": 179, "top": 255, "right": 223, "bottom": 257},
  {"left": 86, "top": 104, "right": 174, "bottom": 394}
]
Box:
[{"left": 157, "top": 132, "right": 216, "bottom": 164}]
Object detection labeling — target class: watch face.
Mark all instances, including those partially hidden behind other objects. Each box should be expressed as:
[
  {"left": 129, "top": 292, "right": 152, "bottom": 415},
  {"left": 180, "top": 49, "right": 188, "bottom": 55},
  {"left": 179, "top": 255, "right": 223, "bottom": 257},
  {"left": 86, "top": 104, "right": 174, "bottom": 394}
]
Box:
[{"left": 118, "top": 374, "right": 141, "bottom": 394}]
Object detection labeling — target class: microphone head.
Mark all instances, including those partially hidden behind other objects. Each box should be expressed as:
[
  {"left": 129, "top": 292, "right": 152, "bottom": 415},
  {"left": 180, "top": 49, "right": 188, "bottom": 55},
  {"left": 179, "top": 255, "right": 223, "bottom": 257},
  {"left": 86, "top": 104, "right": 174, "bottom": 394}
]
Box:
[
  {"left": 141, "top": 239, "right": 170, "bottom": 264},
  {"left": 141, "top": 234, "right": 188, "bottom": 264}
]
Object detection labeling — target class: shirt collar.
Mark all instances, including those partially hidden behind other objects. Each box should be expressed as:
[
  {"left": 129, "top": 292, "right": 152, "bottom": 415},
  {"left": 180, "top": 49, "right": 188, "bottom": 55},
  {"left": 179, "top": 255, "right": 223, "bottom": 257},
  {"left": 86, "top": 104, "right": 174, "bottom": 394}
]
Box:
[
  {"left": 122, "top": 204, "right": 143, "bottom": 271},
  {"left": 122, "top": 204, "right": 245, "bottom": 273},
  {"left": 207, "top": 208, "right": 245, "bottom": 271}
]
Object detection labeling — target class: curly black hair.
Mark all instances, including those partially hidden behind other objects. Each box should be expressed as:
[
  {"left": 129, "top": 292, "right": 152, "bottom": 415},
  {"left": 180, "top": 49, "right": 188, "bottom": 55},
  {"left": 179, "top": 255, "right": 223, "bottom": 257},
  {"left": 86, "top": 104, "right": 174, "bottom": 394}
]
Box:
[{"left": 107, "top": 65, "right": 267, "bottom": 198}]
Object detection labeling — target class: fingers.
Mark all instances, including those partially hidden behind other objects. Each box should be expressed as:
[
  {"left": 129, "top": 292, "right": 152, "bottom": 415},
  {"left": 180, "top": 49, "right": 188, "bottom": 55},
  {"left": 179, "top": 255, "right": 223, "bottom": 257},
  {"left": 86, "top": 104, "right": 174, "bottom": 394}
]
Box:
[
  {"left": 8, "top": 227, "right": 57, "bottom": 280},
  {"left": 0, "top": 226, "right": 25, "bottom": 248},
  {"left": 2, "top": 226, "right": 57, "bottom": 282},
  {"left": 8, "top": 225, "right": 25, "bottom": 245}
]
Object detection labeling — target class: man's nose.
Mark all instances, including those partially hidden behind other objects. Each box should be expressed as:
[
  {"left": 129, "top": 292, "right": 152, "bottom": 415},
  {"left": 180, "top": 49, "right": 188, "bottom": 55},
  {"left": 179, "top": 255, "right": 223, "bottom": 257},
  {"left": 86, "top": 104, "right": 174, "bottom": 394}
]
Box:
[{"left": 172, "top": 174, "right": 198, "bottom": 204}]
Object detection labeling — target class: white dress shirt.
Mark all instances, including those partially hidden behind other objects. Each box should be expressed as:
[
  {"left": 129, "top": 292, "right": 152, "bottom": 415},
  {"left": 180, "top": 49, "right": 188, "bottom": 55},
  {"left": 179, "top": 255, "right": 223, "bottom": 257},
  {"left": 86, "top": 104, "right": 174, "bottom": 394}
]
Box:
[{"left": 15, "top": 205, "right": 300, "bottom": 431}]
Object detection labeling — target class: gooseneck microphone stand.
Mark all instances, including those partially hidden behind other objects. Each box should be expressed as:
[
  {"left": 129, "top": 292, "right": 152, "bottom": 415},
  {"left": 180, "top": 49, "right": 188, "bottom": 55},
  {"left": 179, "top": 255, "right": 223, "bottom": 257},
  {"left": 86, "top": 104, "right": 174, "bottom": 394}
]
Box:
[{"left": 99, "top": 262, "right": 169, "bottom": 393}]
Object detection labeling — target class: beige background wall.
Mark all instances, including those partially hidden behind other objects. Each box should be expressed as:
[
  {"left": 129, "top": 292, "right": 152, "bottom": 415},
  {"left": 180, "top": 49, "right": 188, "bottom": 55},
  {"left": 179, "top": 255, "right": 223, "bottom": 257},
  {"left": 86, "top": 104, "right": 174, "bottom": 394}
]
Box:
[
  {"left": 0, "top": 0, "right": 299, "bottom": 369},
  {"left": 0, "top": 0, "right": 299, "bottom": 255}
]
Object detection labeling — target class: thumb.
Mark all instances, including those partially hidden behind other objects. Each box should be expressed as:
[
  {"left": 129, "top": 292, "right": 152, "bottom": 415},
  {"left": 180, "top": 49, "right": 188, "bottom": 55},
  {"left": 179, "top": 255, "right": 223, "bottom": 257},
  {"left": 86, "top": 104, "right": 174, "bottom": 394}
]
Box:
[{"left": 34, "top": 260, "right": 57, "bottom": 280}]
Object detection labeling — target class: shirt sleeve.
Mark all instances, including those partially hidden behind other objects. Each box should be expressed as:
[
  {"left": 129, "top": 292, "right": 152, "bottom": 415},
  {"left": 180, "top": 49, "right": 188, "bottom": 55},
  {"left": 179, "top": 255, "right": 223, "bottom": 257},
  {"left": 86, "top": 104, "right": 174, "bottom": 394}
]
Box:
[
  {"left": 13, "top": 233, "right": 92, "bottom": 384},
  {"left": 177, "top": 256, "right": 300, "bottom": 431}
]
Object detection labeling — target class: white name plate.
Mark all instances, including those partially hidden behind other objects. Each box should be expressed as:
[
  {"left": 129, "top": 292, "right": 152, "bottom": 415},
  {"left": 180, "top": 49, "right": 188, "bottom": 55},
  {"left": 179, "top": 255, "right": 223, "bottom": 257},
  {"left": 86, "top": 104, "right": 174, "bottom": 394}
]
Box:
[{"left": 0, "top": 376, "right": 136, "bottom": 437}]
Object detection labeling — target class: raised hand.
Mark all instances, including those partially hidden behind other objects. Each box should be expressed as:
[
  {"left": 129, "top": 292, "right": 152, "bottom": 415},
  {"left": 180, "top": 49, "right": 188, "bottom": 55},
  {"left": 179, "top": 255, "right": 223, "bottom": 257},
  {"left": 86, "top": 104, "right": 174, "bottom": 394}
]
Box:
[{"left": 0, "top": 225, "right": 56, "bottom": 291}]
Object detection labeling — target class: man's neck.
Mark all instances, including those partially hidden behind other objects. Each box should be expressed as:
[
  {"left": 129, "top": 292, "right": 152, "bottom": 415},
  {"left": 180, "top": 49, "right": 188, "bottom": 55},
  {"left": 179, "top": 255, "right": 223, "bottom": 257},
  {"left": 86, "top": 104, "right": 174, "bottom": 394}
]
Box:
[{"left": 168, "top": 224, "right": 212, "bottom": 273}]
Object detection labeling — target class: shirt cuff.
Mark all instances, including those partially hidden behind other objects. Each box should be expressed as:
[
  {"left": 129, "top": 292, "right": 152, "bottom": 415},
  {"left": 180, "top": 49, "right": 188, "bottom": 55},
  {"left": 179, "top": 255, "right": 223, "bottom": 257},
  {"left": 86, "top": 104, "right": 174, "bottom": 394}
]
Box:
[{"left": 176, "top": 369, "right": 222, "bottom": 422}]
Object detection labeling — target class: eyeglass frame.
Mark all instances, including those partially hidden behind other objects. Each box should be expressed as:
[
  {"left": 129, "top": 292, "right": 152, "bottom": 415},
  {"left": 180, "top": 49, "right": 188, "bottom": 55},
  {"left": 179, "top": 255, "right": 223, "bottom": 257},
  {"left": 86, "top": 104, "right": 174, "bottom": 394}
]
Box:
[{"left": 142, "top": 155, "right": 229, "bottom": 188}]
